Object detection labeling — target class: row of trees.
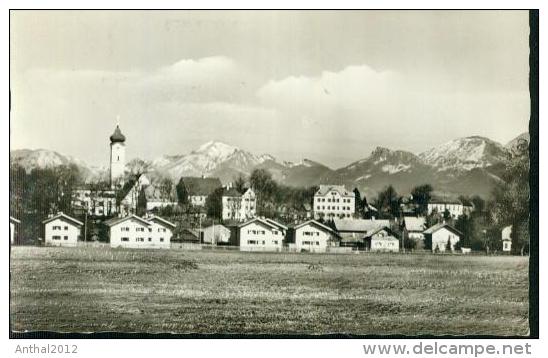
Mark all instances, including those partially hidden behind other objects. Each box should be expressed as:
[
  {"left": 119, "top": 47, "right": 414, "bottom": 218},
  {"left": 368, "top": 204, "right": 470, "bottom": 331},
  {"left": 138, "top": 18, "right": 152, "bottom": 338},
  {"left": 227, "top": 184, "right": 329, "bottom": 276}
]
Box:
[{"left": 10, "top": 164, "right": 82, "bottom": 244}]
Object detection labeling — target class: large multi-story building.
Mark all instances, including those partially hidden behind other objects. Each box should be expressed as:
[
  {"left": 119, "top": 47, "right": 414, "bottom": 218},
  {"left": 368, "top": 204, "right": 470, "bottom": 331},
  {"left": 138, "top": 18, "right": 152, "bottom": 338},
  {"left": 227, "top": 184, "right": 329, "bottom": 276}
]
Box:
[
  {"left": 222, "top": 187, "right": 256, "bottom": 221},
  {"left": 313, "top": 185, "right": 355, "bottom": 220}
]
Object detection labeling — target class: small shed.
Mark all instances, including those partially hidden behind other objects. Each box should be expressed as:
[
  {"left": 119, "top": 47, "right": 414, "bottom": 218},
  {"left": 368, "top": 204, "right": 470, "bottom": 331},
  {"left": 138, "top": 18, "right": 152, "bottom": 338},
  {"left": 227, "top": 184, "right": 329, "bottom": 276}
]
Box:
[
  {"left": 202, "top": 224, "right": 231, "bottom": 245},
  {"left": 502, "top": 225, "right": 512, "bottom": 252},
  {"left": 10, "top": 216, "right": 20, "bottom": 245}
]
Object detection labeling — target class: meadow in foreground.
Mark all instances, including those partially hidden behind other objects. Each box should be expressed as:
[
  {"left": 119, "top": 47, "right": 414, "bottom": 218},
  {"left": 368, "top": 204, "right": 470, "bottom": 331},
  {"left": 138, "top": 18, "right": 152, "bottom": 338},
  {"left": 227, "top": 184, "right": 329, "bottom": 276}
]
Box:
[{"left": 10, "top": 246, "right": 529, "bottom": 335}]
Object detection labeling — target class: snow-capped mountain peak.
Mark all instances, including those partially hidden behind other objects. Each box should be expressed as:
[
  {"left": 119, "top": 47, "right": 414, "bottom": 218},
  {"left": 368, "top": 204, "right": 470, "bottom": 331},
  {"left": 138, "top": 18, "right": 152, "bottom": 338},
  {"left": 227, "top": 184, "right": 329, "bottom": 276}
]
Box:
[
  {"left": 193, "top": 141, "right": 239, "bottom": 160},
  {"left": 419, "top": 136, "right": 508, "bottom": 171}
]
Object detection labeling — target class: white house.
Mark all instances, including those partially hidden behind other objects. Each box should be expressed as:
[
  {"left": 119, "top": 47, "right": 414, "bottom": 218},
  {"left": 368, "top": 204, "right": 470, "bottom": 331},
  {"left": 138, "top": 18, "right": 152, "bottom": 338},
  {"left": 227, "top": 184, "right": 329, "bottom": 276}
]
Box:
[
  {"left": 366, "top": 227, "right": 399, "bottom": 253},
  {"left": 427, "top": 198, "right": 464, "bottom": 218},
  {"left": 403, "top": 216, "right": 426, "bottom": 249},
  {"left": 146, "top": 215, "right": 176, "bottom": 249},
  {"left": 222, "top": 187, "right": 257, "bottom": 221},
  {"left": 502, "top": 225, "right": 512, "bottom": 252},
  {"left": 10, "top": 216, "right": 20, "bottom": 245},
  {"left": 42, "top": 212, "right": 83, "bottom": 247},
  {"left": 293, "top": 220, "right": 340, "bottom": 253},
  {"left": 106, "top": 214, "right": 173, "bottom": 249},
  {"left": 202, "top": 224, "right": 231, "bottom": 245},
  {"left": 313, "top": 185, "right": 355, "bottom": 220},
  {"left": 423, "top": 223, "right": 462, "bottom": 252},
  {"left": 238, "top": 218, "right": 285, "bottom": 252}
]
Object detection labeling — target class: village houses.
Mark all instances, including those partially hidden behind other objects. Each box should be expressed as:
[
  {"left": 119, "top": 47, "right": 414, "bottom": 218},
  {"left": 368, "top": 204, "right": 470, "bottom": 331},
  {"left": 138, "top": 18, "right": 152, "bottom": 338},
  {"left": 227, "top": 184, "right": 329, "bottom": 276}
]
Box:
[
  {"left": 42, "top": 212, "right": 83, "bottom": 247},
  {"left": 313, "top": 185, "right": 355, "bottom": 220}
]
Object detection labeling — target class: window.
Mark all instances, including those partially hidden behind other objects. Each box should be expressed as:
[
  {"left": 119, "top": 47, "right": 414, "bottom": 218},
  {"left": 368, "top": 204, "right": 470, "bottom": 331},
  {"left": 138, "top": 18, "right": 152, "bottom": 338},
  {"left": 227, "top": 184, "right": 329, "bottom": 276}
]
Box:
[
  {"left": 248, "top": 240, "right": 257, "bottom": 245},
  {"left": 64, "top": 226, "right": 68, "bottom": 230},
  {"left": 136, "top": 237, "right": 145, "bottom": 242},
  {"left": 52, "top": 226, "right": 61, "bottom": 230},
  {"left": 148, "top": 238, "right": 152, "bottom": 242},
  {"left": 64, "top": 236, "right": 68, "bottom": 240},
  {"left": 316, "top": 242, "right": 320, "bottom": 246},
  {"left": 121, "top": 237, "right": 129, "bottom": 242},
  {"left": 273, "top": 240, "right": 278, "bottom": 245},
  {"left": 160, "top": 238, "right": 164, "bottom": 242},
  {"left": 52, "top": 235, "right": 61, "bottom": 240}
]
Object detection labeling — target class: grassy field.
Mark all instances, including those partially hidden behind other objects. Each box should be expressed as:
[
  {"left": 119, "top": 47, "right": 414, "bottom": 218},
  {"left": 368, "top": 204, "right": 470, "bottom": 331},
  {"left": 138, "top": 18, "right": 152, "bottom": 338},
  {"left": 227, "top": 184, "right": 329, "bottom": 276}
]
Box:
[{"left": 10, "top": 246, "right": 529, "bottom": 335}]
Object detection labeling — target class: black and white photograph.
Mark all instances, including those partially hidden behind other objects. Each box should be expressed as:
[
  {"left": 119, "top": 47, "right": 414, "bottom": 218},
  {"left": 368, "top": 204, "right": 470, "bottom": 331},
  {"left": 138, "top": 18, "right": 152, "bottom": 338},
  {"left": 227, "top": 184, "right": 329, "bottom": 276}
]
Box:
[{"left": 8, "top": 9, "right": 537, "bottom": 339}]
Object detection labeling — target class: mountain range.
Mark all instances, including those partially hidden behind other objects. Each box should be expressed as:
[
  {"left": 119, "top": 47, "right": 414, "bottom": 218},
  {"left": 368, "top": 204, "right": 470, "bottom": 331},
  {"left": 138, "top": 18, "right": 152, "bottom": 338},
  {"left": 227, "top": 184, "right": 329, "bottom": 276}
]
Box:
[{"left": 10, "top": 133, "right": 529, "bottom": 199}]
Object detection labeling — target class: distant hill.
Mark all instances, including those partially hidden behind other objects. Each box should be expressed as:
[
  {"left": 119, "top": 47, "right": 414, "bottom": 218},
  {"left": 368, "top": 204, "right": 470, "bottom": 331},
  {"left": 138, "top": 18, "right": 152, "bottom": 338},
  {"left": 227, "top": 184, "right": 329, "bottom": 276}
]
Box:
[{"left": 11, "top": 133, "right": 528, "bottom": 199}]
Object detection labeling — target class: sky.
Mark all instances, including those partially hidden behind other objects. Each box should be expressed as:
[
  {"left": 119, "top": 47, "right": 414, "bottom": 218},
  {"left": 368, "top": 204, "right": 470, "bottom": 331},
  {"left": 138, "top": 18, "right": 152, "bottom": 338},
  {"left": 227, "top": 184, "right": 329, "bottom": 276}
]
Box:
[{"left": 10, "top": 10, "right": 530, "bottom": 168}]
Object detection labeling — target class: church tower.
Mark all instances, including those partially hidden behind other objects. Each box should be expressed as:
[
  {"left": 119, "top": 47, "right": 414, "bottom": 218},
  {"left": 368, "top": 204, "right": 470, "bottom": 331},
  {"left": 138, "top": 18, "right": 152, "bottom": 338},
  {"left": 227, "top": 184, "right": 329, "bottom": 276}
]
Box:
[{"left": 109, "top": 124, "right": 126, "bottom": 189}]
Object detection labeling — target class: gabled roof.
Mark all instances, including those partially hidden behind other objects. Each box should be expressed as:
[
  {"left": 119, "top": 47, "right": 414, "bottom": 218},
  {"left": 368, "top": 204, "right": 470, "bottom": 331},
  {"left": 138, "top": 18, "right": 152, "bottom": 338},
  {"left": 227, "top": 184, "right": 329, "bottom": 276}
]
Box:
[
  {"left": 238, "top": 218, "right": 281, "bottom": 231},
  {"left": 42, "top": 212, "right": 83, "bottom": 227},
  {"left": 147, "top": 215, "right": 176, "bottom": 228},
  {"left": 294, "top": 219, "right": 336, "bottom": 233},
  {"left": 429, "top": 196, "right": 463, "bottom": 205},
  {"left": 180, "top": 177, "right": 222, "bottom": 196},
  {"left": 104, "top": 214, "right": 151, "bottom": 227},
  {"left": 366, "top": 226, "right": 398, "bottom": 239},
  {"left": 423, "top": 222, "right": 462, "bottom": 236},
  {"left": 315, "top": 185, "right": 353, "bottom": 197},
  {"left": 264, "top": 218, "right": 288, "bottom": 230},
  {"left": 332, "top": 219, "right": 390, "bottom": 233},
  {"left": 223, "top": 187, "right": 243, "bottom": 197},
  {"left": 203, "top": 224, "right": 230, "bottom": 232},
  {"left": 404, "top": 216, "right": 426, "bottom": 232},
  {"left": 10, "top": 216, "right": 20, "bottom": 224}
]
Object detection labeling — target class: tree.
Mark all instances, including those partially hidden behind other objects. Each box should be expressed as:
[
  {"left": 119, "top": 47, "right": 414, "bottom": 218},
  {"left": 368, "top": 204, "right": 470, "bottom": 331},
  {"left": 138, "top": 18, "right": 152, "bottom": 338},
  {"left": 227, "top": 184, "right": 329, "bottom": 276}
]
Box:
[
  {"left": 205, "top": 187, "right": 224, "bottom": 219},
  {"left": 488, "top": 145, "right": 530, "bottom": 255},
  {"left": 234, "top": 174, "right": 247, "bottom": 194},
  {"left": 445, "top": 238, "right": 452, "bottom": 252},
  {"left": 375, "top": 185, "right": 400, "bottom": 219},
  {"left": 176, "top": 178, "right": 189, "bottom": 206},
  {"left": 249, "top": 169, "right": 278, "bottom": 215},
  {"left": 136, "top": 187, "right": 147, "bottom": 216},
  {"left": 125, "top": 158, "right": 150, "bottom": 177},
  {"left": 411, "top": 184, "right": 433, "bottom": 215},
  {"left": 159, "top": 177, "right": 174, "bottom": 201},
  {"left": 353, "top": 188, "right": 365, "bottom": 218}
]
